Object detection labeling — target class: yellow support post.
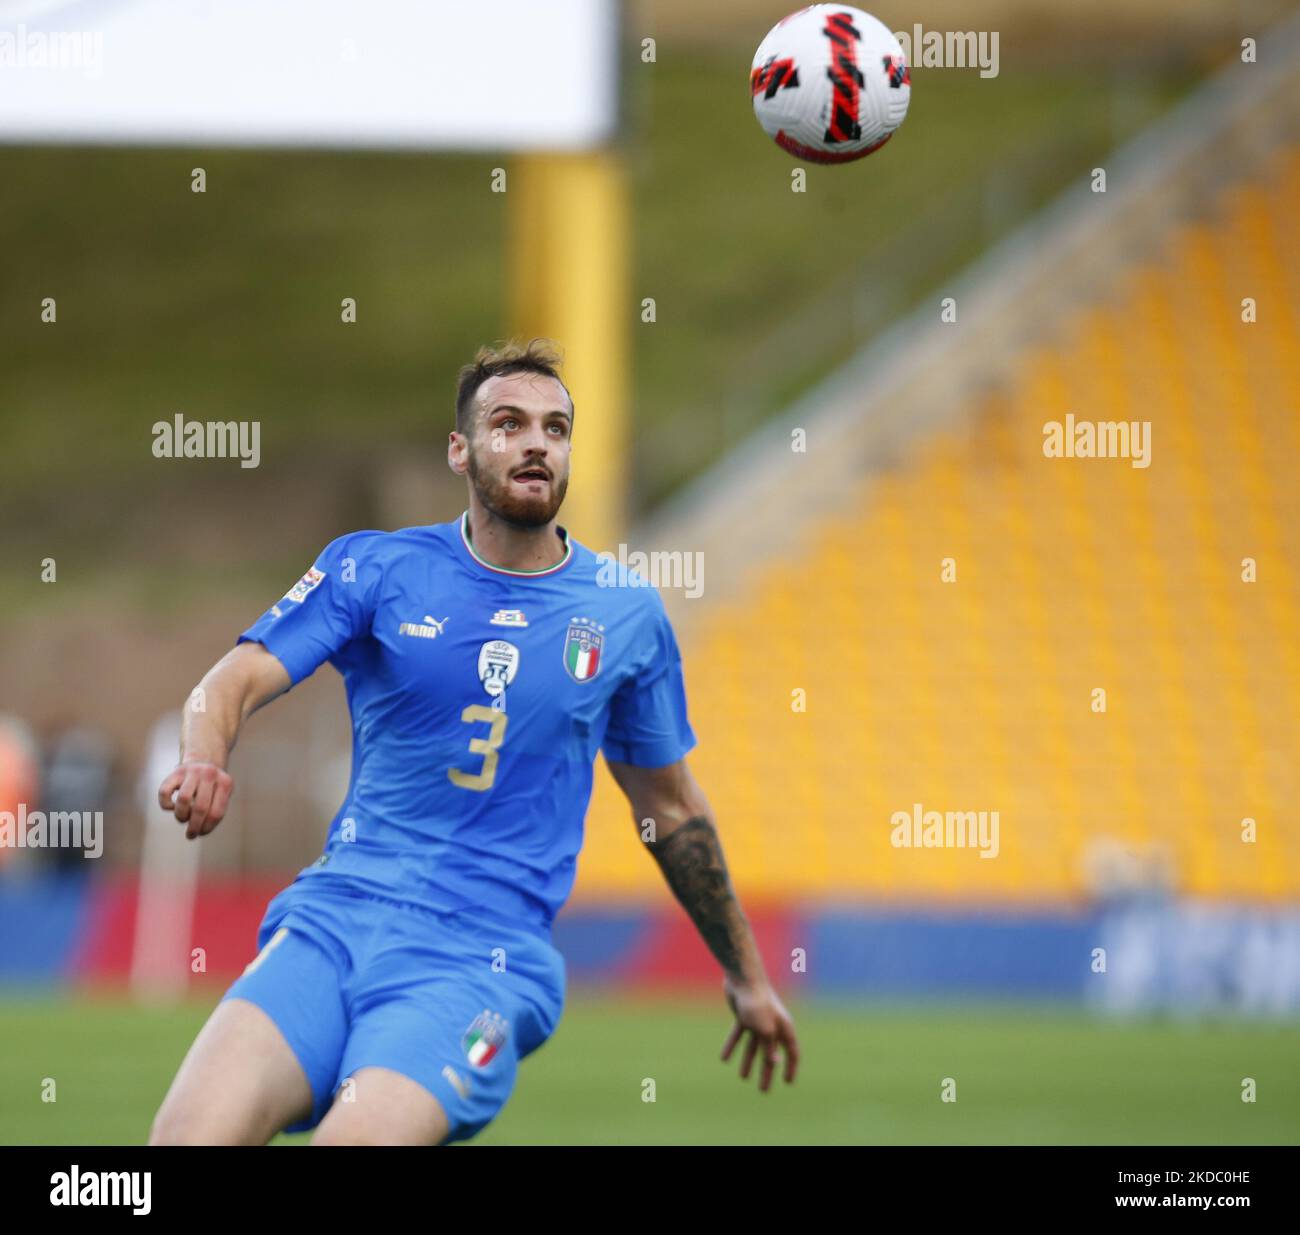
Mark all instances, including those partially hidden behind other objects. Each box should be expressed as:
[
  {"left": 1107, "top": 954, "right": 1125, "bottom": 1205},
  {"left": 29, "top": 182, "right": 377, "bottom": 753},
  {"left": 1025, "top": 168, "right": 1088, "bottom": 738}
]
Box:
[{"left": 508, "top": 150, "right": 629, "bottom": 553}]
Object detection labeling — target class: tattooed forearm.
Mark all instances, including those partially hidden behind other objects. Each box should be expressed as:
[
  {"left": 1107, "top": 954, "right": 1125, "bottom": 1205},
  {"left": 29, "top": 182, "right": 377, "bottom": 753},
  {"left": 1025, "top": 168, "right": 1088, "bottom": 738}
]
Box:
[{"left": 647, "top": 815, "right": 748, "bottom": 978}]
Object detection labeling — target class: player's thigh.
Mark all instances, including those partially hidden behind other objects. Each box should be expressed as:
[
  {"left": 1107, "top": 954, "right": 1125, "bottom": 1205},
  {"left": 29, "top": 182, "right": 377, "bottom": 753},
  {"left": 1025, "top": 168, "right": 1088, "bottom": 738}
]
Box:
[
  {"left": 311, "top": 1066, "right": 450, "bottom": 1146},
  {"left": 152, "top": 918, "right": 350, "bottom": 1144},
  {"left": 149, "top": 996, "right": 313, "bottom": 1145}
]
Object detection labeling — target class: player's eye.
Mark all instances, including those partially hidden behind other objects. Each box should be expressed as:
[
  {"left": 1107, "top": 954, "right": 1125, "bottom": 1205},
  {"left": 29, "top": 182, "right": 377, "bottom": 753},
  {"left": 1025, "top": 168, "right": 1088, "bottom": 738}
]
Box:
[{"left": 501, "top": 418, "right": 519, "bottom": 431}]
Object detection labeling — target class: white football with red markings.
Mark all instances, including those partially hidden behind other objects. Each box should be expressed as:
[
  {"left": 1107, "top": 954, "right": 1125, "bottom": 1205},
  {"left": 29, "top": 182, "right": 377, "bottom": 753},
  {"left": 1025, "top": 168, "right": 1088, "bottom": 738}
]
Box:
[{"left": 750, "top": 5, "right": 911, "bottom": 164}]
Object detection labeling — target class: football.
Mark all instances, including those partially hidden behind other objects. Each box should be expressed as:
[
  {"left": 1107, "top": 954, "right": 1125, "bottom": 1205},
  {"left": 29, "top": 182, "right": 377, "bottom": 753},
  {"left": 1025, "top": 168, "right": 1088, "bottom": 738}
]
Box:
[{"left": 750, "top": 5, "right": 911, "bottom": 164}]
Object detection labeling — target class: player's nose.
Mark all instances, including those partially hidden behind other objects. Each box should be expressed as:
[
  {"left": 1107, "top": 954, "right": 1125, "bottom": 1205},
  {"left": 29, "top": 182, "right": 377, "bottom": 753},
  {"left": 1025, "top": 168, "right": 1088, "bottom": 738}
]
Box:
[{"left": 517, "top": 437, "right": 550, "bottom": 468}]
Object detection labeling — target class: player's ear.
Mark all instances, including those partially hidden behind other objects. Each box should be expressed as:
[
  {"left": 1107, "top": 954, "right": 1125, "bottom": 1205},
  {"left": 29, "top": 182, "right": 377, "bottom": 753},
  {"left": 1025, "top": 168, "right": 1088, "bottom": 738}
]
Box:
[{"left": 447, "top": 430, "right": 469, "bottom": 476}]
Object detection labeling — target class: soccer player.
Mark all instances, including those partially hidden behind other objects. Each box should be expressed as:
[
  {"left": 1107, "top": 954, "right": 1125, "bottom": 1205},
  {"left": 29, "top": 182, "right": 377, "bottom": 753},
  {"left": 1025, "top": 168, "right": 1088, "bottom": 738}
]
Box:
[{"left": 149, "top": 340, "right": 799, "bottom": 1146}]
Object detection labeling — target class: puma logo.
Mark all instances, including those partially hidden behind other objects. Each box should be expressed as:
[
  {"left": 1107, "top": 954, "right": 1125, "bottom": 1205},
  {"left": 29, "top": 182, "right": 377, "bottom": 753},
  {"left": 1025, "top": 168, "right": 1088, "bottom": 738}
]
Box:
[{"left": 399, "top": 616, "right": 450, "bottom": 640}]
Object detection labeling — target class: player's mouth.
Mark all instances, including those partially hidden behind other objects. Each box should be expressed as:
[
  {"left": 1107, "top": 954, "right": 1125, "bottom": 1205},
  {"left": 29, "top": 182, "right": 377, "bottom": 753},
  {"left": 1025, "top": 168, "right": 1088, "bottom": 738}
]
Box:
[{"left": 511, "top": 466, "right": 550, "bottom": 488}]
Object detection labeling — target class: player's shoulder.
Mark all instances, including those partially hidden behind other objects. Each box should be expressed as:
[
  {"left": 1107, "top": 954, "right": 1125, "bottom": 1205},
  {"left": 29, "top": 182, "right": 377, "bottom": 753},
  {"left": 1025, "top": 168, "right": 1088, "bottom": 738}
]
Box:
[
  {"left": 317, "top": 520, "right": 457, "bottom": 567},
  {"left": 565, "top": 535, "right": 672, "bottom": 624}
]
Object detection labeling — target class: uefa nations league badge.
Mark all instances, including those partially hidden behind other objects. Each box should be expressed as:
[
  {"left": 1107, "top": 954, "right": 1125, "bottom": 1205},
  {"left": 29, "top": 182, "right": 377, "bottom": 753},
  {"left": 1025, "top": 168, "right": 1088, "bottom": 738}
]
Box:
[{"left": 476, "top": 639, "right": 519, "bottom": 710}]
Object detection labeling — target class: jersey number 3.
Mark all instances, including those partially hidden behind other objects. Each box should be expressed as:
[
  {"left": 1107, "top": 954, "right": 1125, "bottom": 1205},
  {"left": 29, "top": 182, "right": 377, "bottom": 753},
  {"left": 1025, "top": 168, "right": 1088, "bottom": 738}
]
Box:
[{"left": 447, "top": 704, "right": 508, "bottom": 791}]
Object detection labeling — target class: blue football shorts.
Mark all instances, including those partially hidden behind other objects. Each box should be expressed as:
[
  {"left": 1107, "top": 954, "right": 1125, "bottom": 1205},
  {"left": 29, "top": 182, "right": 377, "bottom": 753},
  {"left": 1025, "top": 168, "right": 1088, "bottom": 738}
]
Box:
[{"left": 221, "top": 885, "right": 566, "bottom": 1142}]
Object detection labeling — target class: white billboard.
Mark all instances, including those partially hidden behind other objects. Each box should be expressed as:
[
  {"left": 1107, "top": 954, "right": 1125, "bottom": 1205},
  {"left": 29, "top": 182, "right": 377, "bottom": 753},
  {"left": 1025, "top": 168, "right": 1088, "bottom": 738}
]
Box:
[{"left": 0, "top": 0, "right": 620, "bottom": 150}]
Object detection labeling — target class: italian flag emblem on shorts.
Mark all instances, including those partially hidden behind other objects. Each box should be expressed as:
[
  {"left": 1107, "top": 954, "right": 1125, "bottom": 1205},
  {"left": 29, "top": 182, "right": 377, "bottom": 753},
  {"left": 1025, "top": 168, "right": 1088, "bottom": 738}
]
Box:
[
  {"left": 462, "top": 1010, "right": 508, "bottom": 1067},
  {"left": 564, "top": 618, "right": 604, "bottom": 682}
]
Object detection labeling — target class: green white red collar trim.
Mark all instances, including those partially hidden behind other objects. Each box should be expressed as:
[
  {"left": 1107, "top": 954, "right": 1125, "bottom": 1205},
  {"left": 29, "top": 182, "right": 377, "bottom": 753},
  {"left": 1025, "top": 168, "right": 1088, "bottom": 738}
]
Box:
[{"left": 458, "top": 511, "right": 573, "bottom": 577}]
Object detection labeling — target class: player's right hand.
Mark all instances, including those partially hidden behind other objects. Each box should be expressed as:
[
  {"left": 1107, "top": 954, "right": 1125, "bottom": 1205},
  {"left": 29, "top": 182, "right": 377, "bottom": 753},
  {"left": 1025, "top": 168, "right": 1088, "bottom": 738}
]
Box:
[
  {"left": 721, "top": 975, "right": 800, "bottom": 1093},
  {"left": 157, "top": 761, "right": 234, "bottom": 839}
]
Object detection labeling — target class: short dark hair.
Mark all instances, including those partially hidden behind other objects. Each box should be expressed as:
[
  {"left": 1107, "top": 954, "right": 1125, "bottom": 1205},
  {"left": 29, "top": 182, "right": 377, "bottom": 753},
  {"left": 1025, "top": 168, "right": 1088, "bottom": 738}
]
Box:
[{"left": 454, "top": 338, "right": 571, "bottom": 435}]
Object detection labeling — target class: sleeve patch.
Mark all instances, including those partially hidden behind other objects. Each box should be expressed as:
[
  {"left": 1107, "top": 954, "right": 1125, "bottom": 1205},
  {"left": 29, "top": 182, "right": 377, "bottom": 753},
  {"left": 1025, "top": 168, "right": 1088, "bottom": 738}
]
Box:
[{"left": 283, "top": 567, "right": 326, "bottom": 604}]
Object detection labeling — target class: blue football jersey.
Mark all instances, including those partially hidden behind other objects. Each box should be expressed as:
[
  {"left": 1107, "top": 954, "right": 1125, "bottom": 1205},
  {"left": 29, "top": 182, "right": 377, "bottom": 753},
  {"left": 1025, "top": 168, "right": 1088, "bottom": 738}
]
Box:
[{"left": 237, "top": 513, "right": 696, "bottom": 934}]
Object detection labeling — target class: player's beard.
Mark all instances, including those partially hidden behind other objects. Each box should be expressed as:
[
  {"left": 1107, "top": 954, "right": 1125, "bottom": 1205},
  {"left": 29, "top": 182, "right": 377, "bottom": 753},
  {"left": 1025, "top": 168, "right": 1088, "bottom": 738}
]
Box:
[{"left": 466, "top": 443, "right": 569, "bottom": 529}]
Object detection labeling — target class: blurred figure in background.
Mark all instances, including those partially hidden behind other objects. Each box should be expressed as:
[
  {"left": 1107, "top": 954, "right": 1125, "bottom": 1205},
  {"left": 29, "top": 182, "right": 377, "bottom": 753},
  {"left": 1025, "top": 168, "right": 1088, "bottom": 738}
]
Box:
[
  {"left": 0, "top": 715, "right": 39, "bottom": 877},
  {"left": 39, "top": 723, "right": 116, "bottom": 873}
]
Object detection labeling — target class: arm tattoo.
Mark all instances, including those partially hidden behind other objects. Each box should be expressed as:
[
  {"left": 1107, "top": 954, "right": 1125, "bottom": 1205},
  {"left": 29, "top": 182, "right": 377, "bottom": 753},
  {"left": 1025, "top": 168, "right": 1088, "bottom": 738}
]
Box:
[{"left": 647, "top": 815, "right": 746, "bottom": 978}]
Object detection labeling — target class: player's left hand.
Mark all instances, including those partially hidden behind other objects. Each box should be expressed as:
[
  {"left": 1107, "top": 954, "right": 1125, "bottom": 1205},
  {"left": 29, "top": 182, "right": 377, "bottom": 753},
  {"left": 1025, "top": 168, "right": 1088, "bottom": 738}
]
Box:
[{"left": 720, "top": 975, "right": 800, "bottom": 1092}]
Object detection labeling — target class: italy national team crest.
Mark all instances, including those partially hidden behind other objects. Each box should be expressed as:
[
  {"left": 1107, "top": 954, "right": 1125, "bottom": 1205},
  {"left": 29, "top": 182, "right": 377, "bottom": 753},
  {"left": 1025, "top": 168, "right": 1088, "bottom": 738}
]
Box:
[
  {"left": 462, "top": 1010, "right": 509, "bottom": 1068},
  {"left": 563, "top": 617, "right": 605, "bottom": 683}
]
